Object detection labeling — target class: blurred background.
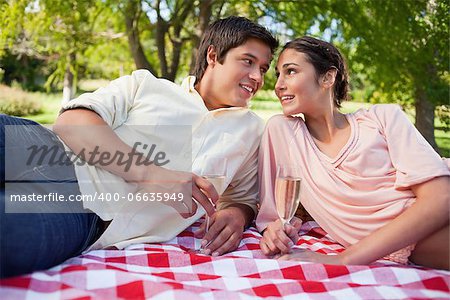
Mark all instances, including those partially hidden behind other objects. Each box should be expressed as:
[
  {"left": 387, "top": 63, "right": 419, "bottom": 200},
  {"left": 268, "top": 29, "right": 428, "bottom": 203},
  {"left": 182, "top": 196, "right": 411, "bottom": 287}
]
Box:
[{"left": 0, "top": 0, "right": 448, "bottom": 155}]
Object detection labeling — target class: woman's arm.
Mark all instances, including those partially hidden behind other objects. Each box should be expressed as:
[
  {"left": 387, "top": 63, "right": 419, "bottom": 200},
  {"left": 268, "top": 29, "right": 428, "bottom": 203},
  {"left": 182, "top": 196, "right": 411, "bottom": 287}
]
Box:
[
  {"left": 340, "top": 175, "right": 449, "bottom": 265},
  {"left": 279, "top": 176, "right": 449, "bottom": 265}
]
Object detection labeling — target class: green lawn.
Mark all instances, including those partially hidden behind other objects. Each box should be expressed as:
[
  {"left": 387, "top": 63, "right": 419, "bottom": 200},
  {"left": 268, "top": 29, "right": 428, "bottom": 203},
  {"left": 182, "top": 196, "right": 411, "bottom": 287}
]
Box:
[
  {"left": 23, "top": 92, "right": 63, "bottom": 124},
  {"left": 18, "top": 89, "right": 450, "bottom": 157}
]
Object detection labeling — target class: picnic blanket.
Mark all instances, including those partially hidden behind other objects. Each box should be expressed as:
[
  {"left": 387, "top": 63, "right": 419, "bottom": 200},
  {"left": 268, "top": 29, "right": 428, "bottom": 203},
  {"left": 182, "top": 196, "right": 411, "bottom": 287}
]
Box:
[{"left": 1, "top": 219, "right": 449, "bottom": 299}]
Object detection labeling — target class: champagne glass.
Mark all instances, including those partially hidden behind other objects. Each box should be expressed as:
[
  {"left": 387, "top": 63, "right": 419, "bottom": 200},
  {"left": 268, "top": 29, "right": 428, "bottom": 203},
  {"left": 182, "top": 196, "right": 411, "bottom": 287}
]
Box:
[
  {"left": 275, "top": 165, "right": 302, "bottom": 227},
  {"left": 198, "top": 156, "right": 227, "bottom": 252}
]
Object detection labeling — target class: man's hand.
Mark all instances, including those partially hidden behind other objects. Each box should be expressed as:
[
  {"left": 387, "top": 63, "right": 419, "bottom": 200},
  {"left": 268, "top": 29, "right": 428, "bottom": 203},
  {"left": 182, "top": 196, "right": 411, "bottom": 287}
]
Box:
[
  {"left": 194, "top": 206, "right": 248, "bottom": 256},
  {"left": 139, "top": 171, "right": 219, "bottom": 219},
  {"left": 190, "top": 173, "right": 219, "bottom": 217},
  {"left": 260, "top": 217, "right": 302, "bottom": 256}
]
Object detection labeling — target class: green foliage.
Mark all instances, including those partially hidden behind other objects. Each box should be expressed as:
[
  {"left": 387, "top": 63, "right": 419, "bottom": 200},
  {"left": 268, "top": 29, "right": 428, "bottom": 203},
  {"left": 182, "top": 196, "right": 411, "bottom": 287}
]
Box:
[
  {"left": 0, "top": 50, "right": 48, "bottom": 90},
  {"left": 436, "top": 105, "right": 450, "bottom": 133},
  {"left": 0, "top": 84, "right": 42, "bottom": 116},
  {"left": 0, "top": 0, "right": 110, "bottom": 91},
  {"left": 336, "top": 0, "right": 449, "bottom": 107},
  {"left": 0, "top": 0, "right": 448, "bottom": 145},
  {"left": 265, "top": 0, "right": 449, "bottom": 146}
]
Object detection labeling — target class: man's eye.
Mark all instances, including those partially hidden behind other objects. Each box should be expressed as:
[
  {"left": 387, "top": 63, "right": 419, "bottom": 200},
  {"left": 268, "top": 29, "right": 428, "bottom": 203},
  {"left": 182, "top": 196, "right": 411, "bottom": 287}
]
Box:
[
  {"left": 261, "top": 68, "right": 268, "bottom": 74},
  {"left": 243, "top": 59, "right": 252, "bottom": 65}
]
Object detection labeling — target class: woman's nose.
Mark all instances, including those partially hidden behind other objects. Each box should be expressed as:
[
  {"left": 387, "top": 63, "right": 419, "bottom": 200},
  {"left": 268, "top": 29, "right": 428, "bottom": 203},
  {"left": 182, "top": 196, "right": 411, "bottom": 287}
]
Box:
[{"left": 275, "top": 76, "right": 285, "bottom": 91}]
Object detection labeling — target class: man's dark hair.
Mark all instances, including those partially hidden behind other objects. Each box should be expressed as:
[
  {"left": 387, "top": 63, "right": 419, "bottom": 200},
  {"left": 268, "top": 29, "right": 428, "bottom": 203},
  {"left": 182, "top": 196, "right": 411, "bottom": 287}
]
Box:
[{"left": 193, "top": 16, "right": 278, "bottom": 84}]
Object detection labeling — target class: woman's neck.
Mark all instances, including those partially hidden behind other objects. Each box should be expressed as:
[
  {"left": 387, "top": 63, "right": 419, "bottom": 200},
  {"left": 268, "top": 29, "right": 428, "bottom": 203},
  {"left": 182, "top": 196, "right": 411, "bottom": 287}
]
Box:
[
  {"left": 305, "top": 108, "right": 347, "bottom": 143},
  {"left": 304, "top": 107, "right": 351, "bottom": 159}
]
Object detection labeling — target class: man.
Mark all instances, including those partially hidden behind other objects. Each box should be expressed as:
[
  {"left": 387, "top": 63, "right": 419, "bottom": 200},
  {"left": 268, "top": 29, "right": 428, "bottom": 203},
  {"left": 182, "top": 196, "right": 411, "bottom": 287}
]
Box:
[{"left": 1, "top": 16, "right": 278, "bottom": 277}]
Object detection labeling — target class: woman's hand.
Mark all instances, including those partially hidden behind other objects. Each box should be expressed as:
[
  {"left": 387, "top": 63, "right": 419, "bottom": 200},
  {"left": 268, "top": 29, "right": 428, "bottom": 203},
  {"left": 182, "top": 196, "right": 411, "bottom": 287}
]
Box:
[
  {"left": 260, "top": 217, "right": 302, "bottom": 256},
  {"left": 277, "top": 249, "right": 345, "bottom": 265}
]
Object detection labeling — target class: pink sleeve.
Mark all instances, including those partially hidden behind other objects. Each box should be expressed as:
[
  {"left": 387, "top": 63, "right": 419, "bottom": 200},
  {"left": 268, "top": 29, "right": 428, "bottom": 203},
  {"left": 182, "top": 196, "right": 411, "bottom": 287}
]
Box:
[
  {"left": 372, "top": 104, "right": 450, "bottom": 188},
  {"left": 255, "top": 115, "right": 289, "bottom": 232}
]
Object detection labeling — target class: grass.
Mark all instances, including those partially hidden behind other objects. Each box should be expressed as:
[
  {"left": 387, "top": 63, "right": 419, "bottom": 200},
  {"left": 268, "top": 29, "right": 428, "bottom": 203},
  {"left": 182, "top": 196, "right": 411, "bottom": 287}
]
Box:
[
  {"left": 3, "top": 83, "right": 449, "bottom": 156},
  {"left": 22, "top": 92, "right": 62, "bottom": 124}
]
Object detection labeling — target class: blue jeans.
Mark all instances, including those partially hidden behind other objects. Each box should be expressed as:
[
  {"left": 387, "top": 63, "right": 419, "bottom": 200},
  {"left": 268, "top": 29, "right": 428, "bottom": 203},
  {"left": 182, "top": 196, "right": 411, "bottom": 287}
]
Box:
[{"left": 0, "top": 115, "right": 100, "bottom": 278}]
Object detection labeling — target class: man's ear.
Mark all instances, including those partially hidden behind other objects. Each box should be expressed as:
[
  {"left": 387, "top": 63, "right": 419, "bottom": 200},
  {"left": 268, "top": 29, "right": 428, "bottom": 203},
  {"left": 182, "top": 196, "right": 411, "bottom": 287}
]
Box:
[
  {"left": 321, "top": 68, "right": 337, "bottom": 88},
  {"left": 206, "top": 45, "right": 217, "bottom": 66}
]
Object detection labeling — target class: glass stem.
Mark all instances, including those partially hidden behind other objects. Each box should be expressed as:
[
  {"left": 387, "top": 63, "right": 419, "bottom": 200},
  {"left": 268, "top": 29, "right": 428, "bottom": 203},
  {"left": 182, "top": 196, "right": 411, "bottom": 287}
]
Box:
[{"left": 205, "top": 215, "right": 210, "bottom": 233}]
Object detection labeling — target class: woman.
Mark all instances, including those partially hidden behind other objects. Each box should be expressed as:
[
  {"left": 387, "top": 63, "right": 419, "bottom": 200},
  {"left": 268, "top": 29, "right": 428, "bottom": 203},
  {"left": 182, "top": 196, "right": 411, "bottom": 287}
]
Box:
[{"left": 256, "top": 36, "right": 449, "bottom": 269}]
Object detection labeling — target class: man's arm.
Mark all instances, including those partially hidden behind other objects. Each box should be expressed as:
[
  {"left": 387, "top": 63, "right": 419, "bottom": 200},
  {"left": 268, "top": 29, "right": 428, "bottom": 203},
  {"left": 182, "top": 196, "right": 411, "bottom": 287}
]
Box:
[
  {"left": 55, "top": 109, "right": 218, "bottom": 217},
  {"left": 55, "top": 109, "right": 148, "bottom": 182}
]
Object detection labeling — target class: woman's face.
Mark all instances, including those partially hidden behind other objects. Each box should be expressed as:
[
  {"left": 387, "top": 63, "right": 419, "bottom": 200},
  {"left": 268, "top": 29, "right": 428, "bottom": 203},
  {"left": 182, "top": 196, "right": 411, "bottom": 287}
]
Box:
[{"left": 275, "top": 49, "right": 323, "bottom": 116}]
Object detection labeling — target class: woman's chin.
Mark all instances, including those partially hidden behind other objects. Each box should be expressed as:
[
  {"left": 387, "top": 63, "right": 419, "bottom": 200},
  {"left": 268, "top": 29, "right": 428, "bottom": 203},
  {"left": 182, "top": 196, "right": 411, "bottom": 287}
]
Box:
[{"left": 282, "top": 106, "right": 298, "bottom": 116}]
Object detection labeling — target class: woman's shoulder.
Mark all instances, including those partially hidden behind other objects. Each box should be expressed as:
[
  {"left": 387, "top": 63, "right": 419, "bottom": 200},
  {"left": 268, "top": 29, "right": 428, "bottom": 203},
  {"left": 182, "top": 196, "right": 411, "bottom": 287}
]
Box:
[
  {"left": 353, "top": 104, "right": 406, "bottom": 125},
  {"left": 265, "top": 114, "right": 304, "bottom": 131},
  {"left": 353, "top": 103, "right": 401, "bottom": 115}
]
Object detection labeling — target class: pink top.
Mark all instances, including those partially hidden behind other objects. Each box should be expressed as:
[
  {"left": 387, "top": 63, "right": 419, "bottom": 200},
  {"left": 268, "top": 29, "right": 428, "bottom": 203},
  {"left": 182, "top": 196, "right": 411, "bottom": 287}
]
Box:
[{"left": 256, "top": 104, "right": 450, "bottom": 247}]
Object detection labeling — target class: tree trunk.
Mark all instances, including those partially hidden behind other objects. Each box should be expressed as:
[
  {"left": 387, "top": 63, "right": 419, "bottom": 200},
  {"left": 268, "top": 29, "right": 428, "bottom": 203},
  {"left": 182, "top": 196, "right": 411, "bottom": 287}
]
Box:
[
  {"left": 155, "top": 13, "right": 169, "bottom": 78},
  {"left": 62, "top": 53, "right": 76, "bottom": 104},
  {"left": 189, "top": 0, "right": 213, "bottom": 74},
  {"left": 153, "top": 0, "right": 169, "bottom": 78},
  {"left": 415, "top": 88, "right": 439, "bottom": 154},
  {"left": 167, "top": 1, "right": 194, "bottom": 81},
  {"left": 168, "top": 39, "right": 182, "bottom": 81},
  {"left": 124, "top": 1, "right": 156, "bottom": 74}
]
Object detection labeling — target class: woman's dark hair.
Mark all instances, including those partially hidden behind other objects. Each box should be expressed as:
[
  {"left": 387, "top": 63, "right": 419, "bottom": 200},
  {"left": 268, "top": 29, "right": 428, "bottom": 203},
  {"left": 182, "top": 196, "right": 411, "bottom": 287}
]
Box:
[
  {"left": 193, "top": 16, "right": 278, "bottom": 84},
  {"left": 283, "top": 36, "right": 349, "bottom": 107}
]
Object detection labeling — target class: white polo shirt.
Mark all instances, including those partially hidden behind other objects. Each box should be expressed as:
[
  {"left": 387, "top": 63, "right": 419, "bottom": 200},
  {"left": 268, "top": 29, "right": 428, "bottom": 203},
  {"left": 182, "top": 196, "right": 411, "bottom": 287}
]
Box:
[{"left": 61, "top": 70, "right": 264, "bottom": 250}]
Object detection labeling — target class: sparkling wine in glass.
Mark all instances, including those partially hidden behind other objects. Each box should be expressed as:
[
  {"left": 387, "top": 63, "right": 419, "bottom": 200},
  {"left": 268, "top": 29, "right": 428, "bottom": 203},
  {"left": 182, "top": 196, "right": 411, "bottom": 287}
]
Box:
[
  {"left": 198, "top": 156, "right": 227, "bottom": 252},
  {"left": 203, "top": 175, "right": 226, "bottom": 195},
  {"left": 275, "top": 165, "right": 302, "bottom": 226}
]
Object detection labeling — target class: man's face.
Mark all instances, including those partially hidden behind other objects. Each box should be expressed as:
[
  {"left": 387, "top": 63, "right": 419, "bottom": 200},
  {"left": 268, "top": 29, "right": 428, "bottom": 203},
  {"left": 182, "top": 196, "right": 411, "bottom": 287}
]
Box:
[{"left": 199, "top": 38, "right": 273, "bottom": 110}]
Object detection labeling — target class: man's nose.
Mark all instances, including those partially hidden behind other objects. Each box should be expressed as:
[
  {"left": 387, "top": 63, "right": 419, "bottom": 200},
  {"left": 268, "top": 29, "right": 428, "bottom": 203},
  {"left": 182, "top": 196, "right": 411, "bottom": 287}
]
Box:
[{"left": 249, "top": 66, "right": 263, "bottom": 83}]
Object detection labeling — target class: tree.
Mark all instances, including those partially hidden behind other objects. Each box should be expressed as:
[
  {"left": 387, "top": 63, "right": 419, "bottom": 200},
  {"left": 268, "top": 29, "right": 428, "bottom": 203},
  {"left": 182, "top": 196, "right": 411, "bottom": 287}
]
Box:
[
  {"left": 336, "top": 0, "right": 449, "bottom": 151},
  {"left": 268, "top": 0, "right": 449, "bottom": 151},
  {"left": 1, "top": 0, "right": 107, "bottom": 102},
  {"left": 115, "top": 0, "right": 282, "bottom": 81},
  {"left": 121, "top": 0, "right": 157, "bottom": 74},
  {"left": 117, "top": 0, "right": 225, "bottom": 81}
]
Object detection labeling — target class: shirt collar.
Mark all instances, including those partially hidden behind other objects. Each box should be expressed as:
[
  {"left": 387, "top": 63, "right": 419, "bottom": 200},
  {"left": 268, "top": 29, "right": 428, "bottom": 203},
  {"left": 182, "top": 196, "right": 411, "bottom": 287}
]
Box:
[
  {"left": 181, "top": 76, "right": 248, "bottom": 114},
  {"left": 181, "top": 76, "right": 197, "bottom": 94}
]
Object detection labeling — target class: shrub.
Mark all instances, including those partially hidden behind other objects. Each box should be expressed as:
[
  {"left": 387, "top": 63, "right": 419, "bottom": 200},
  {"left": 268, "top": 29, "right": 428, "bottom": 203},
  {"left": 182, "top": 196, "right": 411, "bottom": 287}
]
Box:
[
  {"left": 436, "top": 105, "right": 450, "bottom": 132},
  {"left": 0, "top": 84, "right": 42, "bottom": 116}
]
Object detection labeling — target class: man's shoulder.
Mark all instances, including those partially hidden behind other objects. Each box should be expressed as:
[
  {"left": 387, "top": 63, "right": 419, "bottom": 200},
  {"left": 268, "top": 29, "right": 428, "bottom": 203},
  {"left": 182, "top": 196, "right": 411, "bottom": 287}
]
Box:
[
  {"left": 237, "top": 109, "right": 265, "bottom": 133},
  {"left": 128, "top": 69, "right": 179, "bottom": 89}
]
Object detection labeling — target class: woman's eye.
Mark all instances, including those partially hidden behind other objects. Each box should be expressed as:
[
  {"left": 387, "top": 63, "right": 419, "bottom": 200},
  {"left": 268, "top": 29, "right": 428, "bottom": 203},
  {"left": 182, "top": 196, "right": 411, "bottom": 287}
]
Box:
[{"left": 287, "top": 69, "right": 296, "bottom": 75}]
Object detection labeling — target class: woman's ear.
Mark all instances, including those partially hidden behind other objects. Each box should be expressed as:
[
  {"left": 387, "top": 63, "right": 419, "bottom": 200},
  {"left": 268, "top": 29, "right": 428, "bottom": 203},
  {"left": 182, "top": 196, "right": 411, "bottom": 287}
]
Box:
[
  {"left": 321, "top": 68, "right": 337, "bottom": 88},
  {"left": 206, "top": 45, "right": 217, "bottom": 66}
]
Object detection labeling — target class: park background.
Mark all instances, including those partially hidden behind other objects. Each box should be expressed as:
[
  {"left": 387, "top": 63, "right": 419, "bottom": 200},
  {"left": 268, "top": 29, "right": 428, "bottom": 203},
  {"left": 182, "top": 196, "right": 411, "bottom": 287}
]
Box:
[{"left": 0, "top": 0, "right": 448, "bottom": 156}]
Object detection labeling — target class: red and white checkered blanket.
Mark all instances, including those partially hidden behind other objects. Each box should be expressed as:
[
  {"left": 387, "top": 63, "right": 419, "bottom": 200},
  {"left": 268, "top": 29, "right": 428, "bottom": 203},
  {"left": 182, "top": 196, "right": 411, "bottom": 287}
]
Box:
[{"left": 1, "top": 220, "right": 449, "bottom": 299}]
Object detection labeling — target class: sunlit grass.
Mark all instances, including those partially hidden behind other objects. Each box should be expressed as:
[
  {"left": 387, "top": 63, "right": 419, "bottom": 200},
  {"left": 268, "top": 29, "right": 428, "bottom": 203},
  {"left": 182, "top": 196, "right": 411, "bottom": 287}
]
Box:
[{"left": 23, "top": 92, "right": 62, "bottom": 124}]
